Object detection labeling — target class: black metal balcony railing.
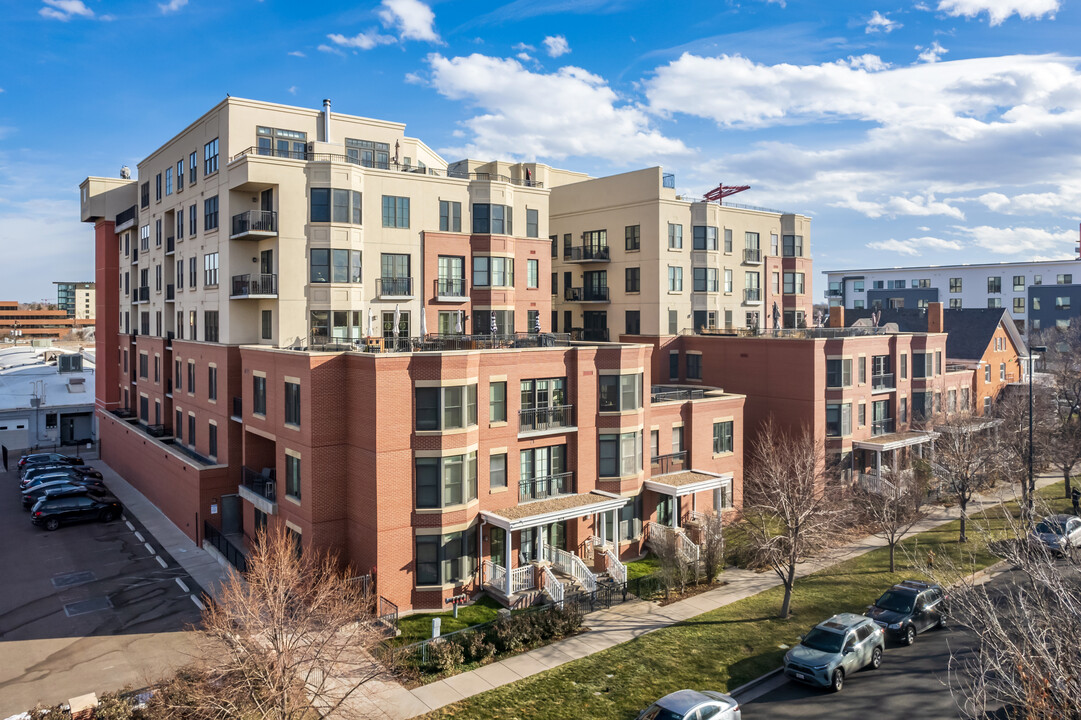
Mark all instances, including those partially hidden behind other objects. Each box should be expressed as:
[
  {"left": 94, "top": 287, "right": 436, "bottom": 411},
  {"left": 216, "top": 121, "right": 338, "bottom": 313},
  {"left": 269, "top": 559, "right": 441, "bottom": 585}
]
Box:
[
  {"left": 166, "top": 284, "right": 175, "bottom": 301},
  {"left": 377, "top": 277, "right": 413, "bottom": 297},
  {"left": 825, "top": 288, "right": 843, "bottom": 298},
  {"left": 872, "top": 418, "right": 896, "bottom": 436},
  {"left": 232, "top": 396, "right": 242, "bottom": 418},
  {"left": 564, "top": 286, "right": 610, "bottom": 302},
  {"left": 743, "top": 248, "right": 762, "bottom": 263},
  {"left": 651, "top": 451, "right": 687, "bottom": 475},
  {"left": 651, "top": 388, "right": 706, "bottom": 403},
  {"left": 137, "top": 286, "right": 149, "bottom": 302},
  {"left": 231, "top": 273, "right": 278, "bottom": 297},
  {"left": 231, "top": 210, "right": 278, "bottom": 237},
  {"left": 571, "top": 328, "right": 610, "bottom": 342},
  {"left": 519, "top": 471, "right": 574, "bottom": 503},
  {"left": 204, "top": 521, "right": 247, "bottom": 573},
  {"left": 434, "top": 277, "right": 467, "bottom": 297},
  {"left": 115, "top": 205, "right": 138, "bottom": 227},
  {"left": 242, "top": 466, "right": 277, "bottom": 502},
  {"left": 743, "top": 288, "right": 761, "bottom": 303},
  {"left": 519, "top": 404, "right": 574, "bottom": 433},
  {"left": 566, "top": 245, "right": 611, "bottom": 262},
  {"left": 872, "top": 373, "right": 895, "bottom": 391}
]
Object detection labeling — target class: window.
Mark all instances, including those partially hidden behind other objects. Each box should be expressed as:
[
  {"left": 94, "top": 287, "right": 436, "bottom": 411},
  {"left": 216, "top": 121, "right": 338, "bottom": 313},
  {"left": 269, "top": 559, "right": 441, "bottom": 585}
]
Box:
[
  {"left": 489, "top": 382, "right": 506, "bottom": 423},
  {"left": 672, "top": 426, "right": 684, "bottom": 453},
  {"left": 415, "top": 530, "right": 476, "bottom": 586},
  {"left": 1013, "top": 275, "right": 1025, "bottom": 291},
  {"left": 687, "top": 353, "right": 701, "bottom": 380},
  {"left": 1056, "top": 296, "right": 1071, "bottom": 310},
  {"left": 439, "top": 200, "right": 462, "bottom": 232},
  {"left": 626, "top": 267, "right": 640, "bottom": 293},
  {"left": 188, "top": 204, "right": 197, "bottom": 236},
  {"left": 826, "top": 358, "right": 852, "bottom": 387},
  {"left": 490, "top": 453, "right": 507, "bottom": 489},
  {"left": 858, "top": 356, "right": 867, "bottom": 384},
  {"left": 203, "top": 252, "right": 219, "bottom": 286},
  {"left": 950, "top": 298, "right": 962, "bottom": 309},
  {"left": 188, "top": 151, "right": 197, "bottom": 184},
  {"left": 724, "top": 269, "right": 733, "bottom": 293},
  {"left": 139, "top": 224, "right": 150, "bottom": 251},
  {"left": 155, "top": 219, "right": 162, "bottom": 247},
  {"left": 625, "top": 310, "right": 640, "bottom": 335},
  {"left": 187, "top": 360, "right": 195, "bottom": 395},
  {"left": 415, "top": 452, "right": 478, "bottom": 508},
  {"left": 471, "top": 203, "right": 513, "bottom": 234},
  {"left": 783, "top": 272, "right": 805, "bottom": 294},
  {"left": 1033, "top": 296, "right": 1041, "bottom": 310},
  {"left": 670, "top": 309, "right": 679, "bottom": 334},
  {"left": 284, "top": 454, "right": 301, "bottom": 499},
  {"left": 599, "top": 430, "right": 643, "bottom": 477},
  {"left": 988, "top": 276, "right": 1002, "bottom": 293},
  {"left": 139, "top": 353, "right": 149, "bottom": 380},
  {"left": 381, "top": 195, "right": 411, "bottom": 228},
  {"left": 473, "top": 310, "right": 513, "bottom": 335},
  {"left": 176, "top": 158, "right": 184, "bottom": 191},
  {"left": 669, "top": 352, "right": 680, "bottom": 381},
  {"left": 782, "top": 234, "right": 803, "bottom": 257},
  {"left": 309, "top": 188, "right": 362, "bottom": 224},
  {"left": 692, "top": 267, "right": 719, "bottom": 292},
  {"left": 1013, "top": 297, "right": 1025, "bottom": 313},
  {"left": 619, "top": 495, "right": 643, "bottom": 540},
  {"left": 140, "top": 181, "right": 149, "bottom": 208},
  {"left": 155, "top": 173, "right": 162, "bottom": 202},
  {"left": 208, "top": 423, "right": 217, "bottom": 459},
  {"left": 204, "top": 195, "right": 218, "bottom": 231},
  {"left": 1058, "top": 274, "right": 1073, "bottom": 284},
  {"left": 713, "top": 421, "right": 734, "bottom": 454},
  {"left": 204, "top": 310, "right": 219, "bottom": 343},
  {"left": 668, "top": 266, "right": 683, "bottom": 292},
  {"left": 189, "top": 257, "right": 197, "bottom": 288},
  {"left": 913, "top": 352, "right": 933, "bottom": 378},
  {"left": 625, "top": 225, "right": 640, "bottom": 251},
  {"left": 253, "top": 375, "right": 267, "bottom": 416},
  {"left": 204, "top": 138, "right": 219, "bottom": 175},
  {"left": 309, "top": 249, "right": 362, "bottom": 284},
  {"left": 858, "top": 403, "right": 866, "bottom": 426},
  {"left": 1000, "top": 362, "right": 1006, "bottom": 381},
  {"left": 527, "top": 259, "right": 539, "bottom": 288},
  {"left": 188, "top": 414, "right": 196, "bottom": 446},
  {"left": 826, "top": 403, "right": 852, "bottom": 437},
  {"left": 472, "top": 256, "right": 514, "bottom": 287},
  {"left": 415, "top": 385, "right": 478, "bottom": 430},
  {"left": 526, "top": 208, "right": 539, "bottom": 238},
  {"left": 693, "top": 226, "right": 718, "bottom": 250},
  {"left": 988, "top": 298, "right": 1002, "bottom": 309},
  {"left": 599, "top": 373, "right": 643, "bottom": 412},
  {"left": 165, "top": 167, "right": 173, "bottom": 196},
  {"left": 668, "top": 223, "right": 682, "bottom": 249},
  {"left": 285, "top": 381, "right": 300, "bottom": 426}
]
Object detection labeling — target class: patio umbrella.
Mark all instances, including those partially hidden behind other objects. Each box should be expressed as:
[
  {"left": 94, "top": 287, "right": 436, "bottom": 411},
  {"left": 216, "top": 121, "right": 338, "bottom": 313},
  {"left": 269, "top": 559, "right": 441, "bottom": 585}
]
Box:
[
  {"left": 534, "top": 312, "right": 541, "bottom": 333},
  {"left": 419, "top": 308, "right": 428, "bottom": 337},
  {"left": 393, "top": 304, "right": 401, "bottom": 338},
  {"left": 455, "top": 310, "right": 463, "bottom": 334},
  {"left": 367, "top": 308, "right": 376, "bottom": 337},
  {"left": 490, "top": 311, "right": 498, "bottom": 335}
]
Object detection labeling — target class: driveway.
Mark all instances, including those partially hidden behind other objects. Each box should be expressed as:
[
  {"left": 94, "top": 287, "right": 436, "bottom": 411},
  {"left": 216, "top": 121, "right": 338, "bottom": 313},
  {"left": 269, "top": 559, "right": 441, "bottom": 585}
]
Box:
[{"left": 0, "top": 462, "right": 204, "bottom": 714}]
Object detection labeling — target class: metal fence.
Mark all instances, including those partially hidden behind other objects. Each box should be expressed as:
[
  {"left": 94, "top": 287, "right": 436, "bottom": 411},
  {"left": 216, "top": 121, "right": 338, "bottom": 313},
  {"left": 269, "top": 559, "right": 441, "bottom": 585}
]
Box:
[{"left": 204, "top": 521, "right": 247, "bottom": 573}]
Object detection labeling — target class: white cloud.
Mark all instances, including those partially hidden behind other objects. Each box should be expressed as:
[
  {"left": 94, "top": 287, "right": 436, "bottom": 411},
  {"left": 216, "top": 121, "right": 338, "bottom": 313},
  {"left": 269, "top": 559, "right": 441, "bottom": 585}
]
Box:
[
  {"left": 378, "top": 0, "right": 440, "bottom": 43},
  {"left": 866, "top": 236, "right": 964, "bottom": 256},
  {"left": 317, "top": 44, "right": 345, "bottom": 56},
  {"left": 287, "top": 86, "right": 297, "bottom": 95},
  {"left": 834, "top": 193, "right": 965, "bottom": 219},
  {"left": 158, "top": 0, "right": 188, "bottom": 13},
  {"left": 865, "top": 11, "right": 901, "bottom": 33},
  {"left": 38, "top": 0, "right": 93, "bottom": 21},
  {"left": 977, "top": 184, "right": 1081, "bottom": 216},
  {"left": 543, "top": 35, "right": 571, "bottom": 57},
  {"left": 937, "top": 0, "right": 1059, "bottom": 25},
  {"left": 288, "top": 50, "right": 306, "bottom": 58},
  {"left": 916, "top": 41, "right": 948, "bottom": 63},
  {"left": 404, "top": 71, "right": 425, "bottom": 85},
  {"left": 513, "top": 42, "right": 536, "bottom": 52},
  {"left": 956, "top": 225, "right": 1077, "bottom": 254},
  {"left": 426, "top": 53, "right": 690, "bottom": 163},
  {"left": 326, "top": 30, "right": 396, "bottom": 50},
  {"left": 517, "top": 52, "right": 533, "bottom": 62}
]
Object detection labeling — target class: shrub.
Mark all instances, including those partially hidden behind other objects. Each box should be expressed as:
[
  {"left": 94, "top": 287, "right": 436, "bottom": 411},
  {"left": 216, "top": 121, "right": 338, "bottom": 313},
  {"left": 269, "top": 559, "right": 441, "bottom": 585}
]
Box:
[
  {"left": 462, "top": 629, "right": 497, "bottom": 663},
  {"left": 428, "top": 638, "right": 466, "bottom": 673}
]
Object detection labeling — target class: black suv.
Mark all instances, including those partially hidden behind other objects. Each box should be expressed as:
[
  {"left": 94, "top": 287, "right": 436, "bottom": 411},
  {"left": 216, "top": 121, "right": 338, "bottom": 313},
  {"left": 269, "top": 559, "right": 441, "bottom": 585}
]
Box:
[
  {"left": 22, "top": 479, "right": 108, "bottom": 509},
  {"left": 17, "top": 453, "right": 85, "bottom": 470},
  {"left": 864, "top": 580, "right": 948, "bottom": 645},
  {"left": 20, "top": 464, "right": 102, "bottom": 484},
  {"left": 30, "top": 494, "right": 123, "bottom": 531}
]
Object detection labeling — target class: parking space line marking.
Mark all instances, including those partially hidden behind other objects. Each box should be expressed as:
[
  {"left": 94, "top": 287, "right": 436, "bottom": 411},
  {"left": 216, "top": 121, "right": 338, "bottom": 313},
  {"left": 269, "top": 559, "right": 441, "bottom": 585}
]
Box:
[
  {"left": 175, "top": 578, "right": 189, "bottom": 593},
  {"left": 190, "top": 595, "right": 205, "bottom": 611},
  {"left": 144, "top": 542, "right": 155, "bottom": 554},
  {"left": 121, "top": 514, "right": 127, "bottom": 522},
  {"left": 134, "top": 531, "right": 145, "bottom": 542},
  {"left": 125, "top": 521, "right": 135, "bottom": 531},
  {"left": 156, "top": 556, "right": 168, "bottom": 568}
]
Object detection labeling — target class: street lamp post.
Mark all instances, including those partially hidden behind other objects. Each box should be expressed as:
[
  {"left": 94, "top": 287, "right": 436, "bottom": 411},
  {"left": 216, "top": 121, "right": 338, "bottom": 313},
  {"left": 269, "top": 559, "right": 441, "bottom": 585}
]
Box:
[{"left": 1028, "top": 345, "right": 1047, "bottom": 515}]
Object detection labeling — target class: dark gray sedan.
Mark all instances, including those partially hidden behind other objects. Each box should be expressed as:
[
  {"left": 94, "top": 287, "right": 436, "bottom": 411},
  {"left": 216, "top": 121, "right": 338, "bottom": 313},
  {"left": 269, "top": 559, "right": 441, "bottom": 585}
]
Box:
[{"left": 1029, "top": 514, "right": 1081, "bottom": 556}]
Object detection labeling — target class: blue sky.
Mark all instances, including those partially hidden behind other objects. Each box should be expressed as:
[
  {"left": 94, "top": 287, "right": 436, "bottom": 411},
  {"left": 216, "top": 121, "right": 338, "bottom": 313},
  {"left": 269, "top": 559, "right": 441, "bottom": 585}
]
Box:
[{"left": 2, "top": 0, "right": 1080, "bottom": 303}]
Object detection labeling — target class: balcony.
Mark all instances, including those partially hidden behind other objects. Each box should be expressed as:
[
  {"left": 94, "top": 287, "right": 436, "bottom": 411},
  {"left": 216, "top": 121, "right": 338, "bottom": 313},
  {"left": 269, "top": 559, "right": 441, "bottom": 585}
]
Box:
[
  {"left": 518, "top": 471, "right": 574, "bottom": 503},
  {"left": 651, "top": 387, "right": 706, "bottom": 403},
  {"left": 571, "top": 328, "right": 610, "bottom": 342},
  {"left": 165, "top": 331, "right": 174, "bottom": 348},
  {"left": 743, "top": 248, "right": 762, "bottom": 264},
  {"left": 165, "top": 378, "right": 172, "bottom": 397},
  {"left": 519, "top": 405, "right": 575, "bottom": 435},
  {"left": 566, "top": 245, "right": 611, "bottom": 263},
  {"left": 231, "top": 396, "right": 242, "bottom": 422},
  {"left": 376, "top": 276, "right": 413, "bottom": 298},
  {"left": 825, "top": 288, "right": 843, "bottom": 298},
  {"left": 230, "top": 210, "right": 278, "bottom": 240},
  {"left": 651, "top": 451, "right": 687, "bottom": 476},
  {"left": 131, "top": 248, "right": 139, "bottom": 264},
  {"left": 564, "top": 286, "right": 610, "bottom": 303},
  {"left": 115, "top": 205, "right": 137, "bottom": 233},
  {"left": 872, "top": 373, "right": 895, "bottom": 392},
  {"left": 166, "top": 236, "right": 175, "bottom": 255},
  {"left": 743, "top": 288, "right": 761, "bottom": 304},
  {"left": 231, "top": 273, "right": 278, "bottom": 299},
  {"left": 434, "top": 277, "right": 467, "bottom": 300},
  {"left": 239, "top": 466, "right": 277, "bottom": 515},
  {"left": 166, "top": 284, "right": 175, "bottom": 301},
  {"left": 135, "top": 286, "right": 149, "bottom": 303},
  {"left": 872, "top": 418, "right": 895, "bottom": 436}
]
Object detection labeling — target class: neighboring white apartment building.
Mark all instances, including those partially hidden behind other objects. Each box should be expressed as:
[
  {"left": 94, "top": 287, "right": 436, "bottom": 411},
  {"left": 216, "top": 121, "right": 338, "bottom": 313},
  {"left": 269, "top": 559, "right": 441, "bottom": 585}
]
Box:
[
  {"left": 0, "top": 346, "right": 95, "bottom": 452},
  {"left": 824, "top": 259, "right": 1081, "bottom": 336}
]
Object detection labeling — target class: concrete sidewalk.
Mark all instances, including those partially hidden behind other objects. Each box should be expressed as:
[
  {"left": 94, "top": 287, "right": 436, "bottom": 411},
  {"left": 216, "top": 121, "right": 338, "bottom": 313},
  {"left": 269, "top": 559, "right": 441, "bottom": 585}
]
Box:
[{"left": 366, "top": 475, "right": 1060, "bottom": 719}]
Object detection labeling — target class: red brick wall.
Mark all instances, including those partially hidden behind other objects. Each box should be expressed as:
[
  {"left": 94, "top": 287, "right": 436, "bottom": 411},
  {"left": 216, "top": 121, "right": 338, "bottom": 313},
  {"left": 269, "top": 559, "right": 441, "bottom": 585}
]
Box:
[{"left": 94, "top": 220, "right": 121, "bottom": 411}]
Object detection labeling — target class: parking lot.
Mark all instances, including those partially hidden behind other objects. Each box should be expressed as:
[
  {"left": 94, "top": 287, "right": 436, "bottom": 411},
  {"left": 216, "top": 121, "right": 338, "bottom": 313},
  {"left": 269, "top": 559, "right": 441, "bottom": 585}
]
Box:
[{"left": 0, "top": 459, "right": 204, "bottom": 713}]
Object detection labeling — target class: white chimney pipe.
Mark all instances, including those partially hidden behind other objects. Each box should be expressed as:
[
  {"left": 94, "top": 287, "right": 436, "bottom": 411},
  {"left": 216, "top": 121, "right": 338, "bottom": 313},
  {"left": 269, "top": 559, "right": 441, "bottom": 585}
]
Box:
[{"left": 322, "top": 99, "right": 331, "bottom": 143}]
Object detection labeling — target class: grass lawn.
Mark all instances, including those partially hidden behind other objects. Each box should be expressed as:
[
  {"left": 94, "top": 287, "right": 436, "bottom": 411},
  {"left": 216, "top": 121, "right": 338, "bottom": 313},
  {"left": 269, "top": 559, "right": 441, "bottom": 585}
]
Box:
[
  {"left": 425, "top": 483, "right": 1071, "bottom": 719},
  {"left": 624, "top": 555, "right": 661, "bottom": 581},
  {"left": 395, "top": 595, "right": 505, "bottom": 646}
]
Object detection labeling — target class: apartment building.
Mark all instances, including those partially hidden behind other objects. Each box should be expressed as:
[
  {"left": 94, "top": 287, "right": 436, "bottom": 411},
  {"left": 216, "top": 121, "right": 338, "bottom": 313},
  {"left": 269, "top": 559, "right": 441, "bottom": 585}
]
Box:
[
  {"left": 628, "top": 303, "right": 973, "bottom": 487},
  {"left": 548, "top": 167, "right": 814, "bottom": 341},
  {"left": 54, "top": 281, "right": 96, "bottom": 320},
  {"left": 79, "top": 96, "right": 746, "bottom": 612},
  {"left": 824, "top": 259, "right": 1081, "bottom": 336}
]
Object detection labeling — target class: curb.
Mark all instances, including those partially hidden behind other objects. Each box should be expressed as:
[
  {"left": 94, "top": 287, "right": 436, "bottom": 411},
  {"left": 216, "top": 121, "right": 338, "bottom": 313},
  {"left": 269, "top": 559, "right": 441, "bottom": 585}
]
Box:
[{"left": 729, "top": 666, "right": 783, "bottom": 700}]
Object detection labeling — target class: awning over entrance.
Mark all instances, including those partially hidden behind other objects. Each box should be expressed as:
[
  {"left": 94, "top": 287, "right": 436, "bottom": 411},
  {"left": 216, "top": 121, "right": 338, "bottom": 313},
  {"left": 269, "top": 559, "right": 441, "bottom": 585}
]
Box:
[
  {"left": 853, "top": 430, "right": 936, "bottom": 452},
  {"left": 644, "top": 470, "right": 731, "bottom": 498},
  {"left": 481, "top": 491, "right": 628, "bottom": 532}
]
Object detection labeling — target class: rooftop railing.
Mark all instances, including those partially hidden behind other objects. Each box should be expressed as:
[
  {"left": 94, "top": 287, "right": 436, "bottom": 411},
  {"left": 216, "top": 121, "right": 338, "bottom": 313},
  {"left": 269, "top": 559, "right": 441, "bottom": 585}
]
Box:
[
  {"left": 651, "top": 388, "right": 707, "bottom": 403},
  {"left": 306, "top": 331, "right": 572, "bottom": 353}
]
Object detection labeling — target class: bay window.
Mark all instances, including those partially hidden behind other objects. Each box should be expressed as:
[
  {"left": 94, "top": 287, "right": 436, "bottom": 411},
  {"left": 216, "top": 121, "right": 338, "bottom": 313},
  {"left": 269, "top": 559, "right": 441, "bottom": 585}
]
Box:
[{"left": 415, "top": 452, "right": 478, "bottom": 509}]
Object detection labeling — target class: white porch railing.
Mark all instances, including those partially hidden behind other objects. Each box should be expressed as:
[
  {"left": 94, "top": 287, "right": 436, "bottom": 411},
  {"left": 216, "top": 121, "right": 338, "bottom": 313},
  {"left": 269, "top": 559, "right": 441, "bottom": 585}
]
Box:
[
  {"left": 482, "top": 559, "right": 507, "bottom": 591},
  {"left": 541, "top": 564, "right": 565, "bottom": 605},
  {"left": 541, "top": 544, "right": 597, "bottom": 593},
  {"left": 675, "top": 527, "right": 700, "bottom": 565},
  {"left": 511, "top": 564, "right": 535, "bottom": 594},
  {"left": 601, "top": 544, "right": 626, "bottom": 584},
  {"left": 646, "top": 522, "right": 700, "bottom": 566},
  {"left": 858, "top": 470, "right": 913, "bottom": 495}
]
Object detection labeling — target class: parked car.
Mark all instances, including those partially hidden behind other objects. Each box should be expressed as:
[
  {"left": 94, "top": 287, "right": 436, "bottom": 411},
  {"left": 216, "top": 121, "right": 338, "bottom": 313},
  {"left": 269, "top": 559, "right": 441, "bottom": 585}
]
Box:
[
  {"left": 637, "top": 689, "right": 741, "bottom": 720},
  {"left": 30, "top": 494, "right": 123, "bottom": 531},
  {"left": 865, "top": 580, "right": 948, "bottom": 645},
  {"left": 1028, "top": 514, "right": 1081, "bottom": 557},
  {"left": 20, "top": 465, "right": 102, "bottom": 485},
  {"left": 784, "top": 613, "right": 885, "bottom": 692},
  {"left": 22, "top": 479, "right": 107, "bottom": 508},
  {"left": 21, "top": 470, "right": 103, "bottom": 491},
  {"left": 17, "top": 453, "right": 84, "bottom": 470}
]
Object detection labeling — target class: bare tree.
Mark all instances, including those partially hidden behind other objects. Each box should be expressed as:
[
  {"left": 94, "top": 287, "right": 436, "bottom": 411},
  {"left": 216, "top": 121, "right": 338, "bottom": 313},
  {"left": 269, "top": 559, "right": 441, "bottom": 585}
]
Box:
[
  {"left": 653, "top": 526, "right": 694, "bottom": 596},
  {"left": 994, "top": 389, "right": 1054, "bottom": 510},
  {"left": 858, "top": 475, "right": 924, "bottom": 573},
  {"left": 932, "top": 412, "right": 1001, "bottom": 543},
  {"left": 742, "top": 419, "right": 847, "bottom": 619},
  {"left": 174, "top": 528, "right": 390, "bottom": 719},
  {"left": 936, "top": 501, "right": 1081, "bottom": 719},
  {"left": 698, "top": 512, "right": 726, "bottom": 583},
  {"left": 1037, "top": 327, "right": 1081, "bottom": 500}
]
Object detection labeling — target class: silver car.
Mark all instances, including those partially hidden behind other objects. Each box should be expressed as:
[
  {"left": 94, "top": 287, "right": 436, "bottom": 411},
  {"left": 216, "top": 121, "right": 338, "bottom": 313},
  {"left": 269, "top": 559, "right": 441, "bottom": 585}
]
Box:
[
  {"left": 784, "top": 613, "right": 885, "bottom": 692},
  {"left": 1029, "top": 514, "right": 1081, "bottom": 556},
  {"left": 637, "top": 689, "right": 741, "bottom": 720}
]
